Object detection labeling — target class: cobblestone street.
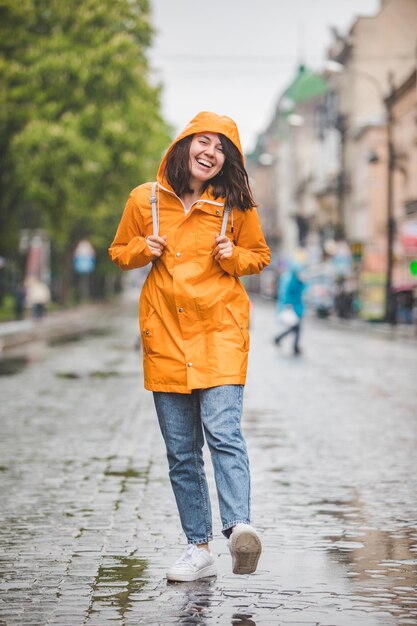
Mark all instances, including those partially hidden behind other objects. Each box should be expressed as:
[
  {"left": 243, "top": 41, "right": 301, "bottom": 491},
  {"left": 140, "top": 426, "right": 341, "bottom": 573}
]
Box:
[{"left": 1, "top": 293, "right": 416, "bottom": 626}]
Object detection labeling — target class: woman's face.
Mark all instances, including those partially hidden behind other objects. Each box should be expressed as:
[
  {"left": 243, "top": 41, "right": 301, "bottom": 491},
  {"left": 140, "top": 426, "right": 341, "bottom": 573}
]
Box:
[{"left": 188, "top": 132, "right": 225, "bottom": 189}]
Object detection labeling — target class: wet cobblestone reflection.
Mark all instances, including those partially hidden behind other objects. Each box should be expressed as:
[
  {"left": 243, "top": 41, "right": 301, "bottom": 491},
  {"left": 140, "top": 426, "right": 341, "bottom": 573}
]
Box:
[
  {"left": 88, "top": 556, "right": 148, "bottom": 618},
  {"left": 0, "top": 295, "right": 416, "bottom": 625}
]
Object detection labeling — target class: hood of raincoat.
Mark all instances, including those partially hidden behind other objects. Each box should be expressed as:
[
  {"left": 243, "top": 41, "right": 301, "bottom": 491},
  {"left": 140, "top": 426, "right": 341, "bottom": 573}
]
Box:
[{"left": 157, "top": 111, "right": 244, "bottom": 186}]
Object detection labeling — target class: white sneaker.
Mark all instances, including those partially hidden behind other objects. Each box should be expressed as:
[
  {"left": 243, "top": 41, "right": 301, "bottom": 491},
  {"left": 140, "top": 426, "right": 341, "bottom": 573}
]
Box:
[
  {"left": 166, "top": 544, "right": 217, "bottom": 582},
  {"left": 228, "top": 524, "right": 262, "bottom": 575}
]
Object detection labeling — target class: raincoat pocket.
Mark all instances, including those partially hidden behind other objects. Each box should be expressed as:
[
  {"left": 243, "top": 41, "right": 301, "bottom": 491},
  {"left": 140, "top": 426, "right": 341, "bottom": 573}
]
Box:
[
  {"left": 224, "top": 303, "right": 249, "bottom": 351},
  {"left": 141, "top": 308, "right": 161, "bottom": 356}
]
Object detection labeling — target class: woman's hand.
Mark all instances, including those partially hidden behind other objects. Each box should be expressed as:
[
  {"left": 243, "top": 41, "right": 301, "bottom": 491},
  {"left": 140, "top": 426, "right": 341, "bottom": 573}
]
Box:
[
  {"left": 213, "top": 235, "right": 234, "bottom": 261},
  {"left": 146, "top": 235, "right": 167, "bottom": 258}
]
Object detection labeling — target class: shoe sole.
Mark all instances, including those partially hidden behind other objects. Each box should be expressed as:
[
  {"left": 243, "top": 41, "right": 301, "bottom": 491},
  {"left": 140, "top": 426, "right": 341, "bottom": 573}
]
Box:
[
  {"left": 230, "top": 529, "right": 262, "bottom": 575},
  {"left": 166, "top": 563, "right": 217, "bottom": 582}
]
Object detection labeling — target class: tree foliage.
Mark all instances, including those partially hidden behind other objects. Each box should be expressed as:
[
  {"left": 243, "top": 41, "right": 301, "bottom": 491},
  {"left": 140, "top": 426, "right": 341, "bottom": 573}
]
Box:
[{"left": 0, "top": 0, "right": 170, "bottom": 299}]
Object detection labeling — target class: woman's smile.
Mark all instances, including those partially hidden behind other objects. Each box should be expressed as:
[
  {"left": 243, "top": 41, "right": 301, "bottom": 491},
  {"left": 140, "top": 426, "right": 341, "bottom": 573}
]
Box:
[{"left": 196, "top": 157, "right": 214, "bottom": 169}]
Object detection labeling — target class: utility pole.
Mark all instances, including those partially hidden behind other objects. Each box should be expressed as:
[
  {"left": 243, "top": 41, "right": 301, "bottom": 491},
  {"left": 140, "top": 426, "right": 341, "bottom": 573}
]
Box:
[
  {"left": 385, "top": 74, "right": 396, "bottom": 325},
  {"left": 336, "top": 113, "right": 347, "bottom": 235}
]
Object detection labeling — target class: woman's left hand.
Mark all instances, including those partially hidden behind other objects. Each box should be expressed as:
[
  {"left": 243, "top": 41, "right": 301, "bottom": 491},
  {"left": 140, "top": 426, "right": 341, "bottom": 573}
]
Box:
[{"left": 213, "top": 235, "right": 234, "bottom": 261}]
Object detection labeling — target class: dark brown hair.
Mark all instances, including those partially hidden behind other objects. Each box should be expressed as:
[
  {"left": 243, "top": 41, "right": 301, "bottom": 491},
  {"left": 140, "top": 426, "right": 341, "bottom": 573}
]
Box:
[{"left": 164, "top": 134, "right": 256, "bottom": 211}]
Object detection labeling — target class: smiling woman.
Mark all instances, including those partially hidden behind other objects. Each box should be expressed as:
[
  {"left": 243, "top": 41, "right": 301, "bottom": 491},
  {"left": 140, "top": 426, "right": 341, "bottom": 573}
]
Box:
[
  {"left": 109, "top": 110, "right": 270, "bottom": 583},
  {"left": 189, "top": 133, "right": 225, "bottom": 181}
]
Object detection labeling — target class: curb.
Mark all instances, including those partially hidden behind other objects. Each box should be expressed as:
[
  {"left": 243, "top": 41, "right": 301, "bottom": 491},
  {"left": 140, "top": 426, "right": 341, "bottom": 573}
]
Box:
[
  {"left": 310, "top": 314, "right": 417, "bottom": 342},
  {"left": 0, "top": 300, "right": 119, "bottom": 353},
  {"left": 252, "top": 295, "right": 417, "bottom": 342}
]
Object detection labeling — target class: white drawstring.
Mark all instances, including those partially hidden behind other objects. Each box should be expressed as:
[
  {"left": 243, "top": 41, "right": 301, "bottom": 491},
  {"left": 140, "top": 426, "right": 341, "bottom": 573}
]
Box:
[{"left": 157, "top": 182, "right": 160, "bottom": 235}]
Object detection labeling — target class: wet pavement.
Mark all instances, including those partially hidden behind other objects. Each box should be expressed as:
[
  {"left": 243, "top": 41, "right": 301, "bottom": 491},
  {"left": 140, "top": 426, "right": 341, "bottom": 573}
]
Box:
[{"left": 1, "top": 292, "right": 416, "bottom": 626}]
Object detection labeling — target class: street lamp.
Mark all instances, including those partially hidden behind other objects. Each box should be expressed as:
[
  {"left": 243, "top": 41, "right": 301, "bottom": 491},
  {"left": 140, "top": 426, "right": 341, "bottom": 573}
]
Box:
[
  {"left": 287, "top": 113, "right": 305, "bottom": 127},
  {"left": 286, "top": 113, "right": 308, "bottom": 246},
  {"left": 325, "top": 60, "right": 396, "bottom": 324},
  {"left": 258, "top": 153, "right": 275, "bottom": 166}
]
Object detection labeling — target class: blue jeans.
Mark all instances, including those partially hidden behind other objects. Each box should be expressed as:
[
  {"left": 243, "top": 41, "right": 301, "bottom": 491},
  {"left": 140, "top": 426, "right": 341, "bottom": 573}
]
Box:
[{"left": 153, "top": 385, "right": 251, "bottom": 544}]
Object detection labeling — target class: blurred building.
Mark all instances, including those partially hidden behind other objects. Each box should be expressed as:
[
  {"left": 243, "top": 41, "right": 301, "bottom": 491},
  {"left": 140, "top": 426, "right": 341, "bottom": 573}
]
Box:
[
  {"left": 249, "top": 0, "right": 417, "bottom": 320},
  {"left": 278, "top": 66, "right": 328, "bottom": 257},
  {"left": 247, "top": 65, "right": 328, "bottom": 292},
  {"left": 246, "top": 121, "right": 280, "bottom": 297},
  {"left": 389, "top": 70, "right": 417, "bottom": 283},
  {"left": 325, "top": 0, "right": 417, "bottom": 309}
]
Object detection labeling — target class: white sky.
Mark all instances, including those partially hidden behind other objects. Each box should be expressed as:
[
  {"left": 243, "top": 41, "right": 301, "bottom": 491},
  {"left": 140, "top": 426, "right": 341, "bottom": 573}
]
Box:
[{"left": 148, "top": 0, "right": 380, "bottom": 152}]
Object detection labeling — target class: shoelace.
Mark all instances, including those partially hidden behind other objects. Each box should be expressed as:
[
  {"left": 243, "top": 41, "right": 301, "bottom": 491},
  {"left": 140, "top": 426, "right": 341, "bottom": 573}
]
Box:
[{"left": 176, "top": 545, "right": 204, "bottom": 567}]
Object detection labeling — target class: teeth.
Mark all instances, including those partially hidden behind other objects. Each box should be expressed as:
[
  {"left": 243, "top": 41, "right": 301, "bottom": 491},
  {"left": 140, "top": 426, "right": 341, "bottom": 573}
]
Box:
[{"left": 197, "top": 159, "right": 212, "bottom": 168}]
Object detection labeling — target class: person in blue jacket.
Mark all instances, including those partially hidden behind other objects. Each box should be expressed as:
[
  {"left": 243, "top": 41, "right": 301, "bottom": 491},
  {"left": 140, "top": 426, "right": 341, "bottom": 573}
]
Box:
[{"left": 274, "top": 260, "right": 307, "bottom": 355}]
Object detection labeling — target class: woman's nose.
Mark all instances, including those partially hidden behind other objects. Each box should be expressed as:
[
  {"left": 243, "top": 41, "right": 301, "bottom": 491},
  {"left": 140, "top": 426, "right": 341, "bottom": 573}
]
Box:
[{"left": 204, "top": 143, "right": 215, "bottom": 156}]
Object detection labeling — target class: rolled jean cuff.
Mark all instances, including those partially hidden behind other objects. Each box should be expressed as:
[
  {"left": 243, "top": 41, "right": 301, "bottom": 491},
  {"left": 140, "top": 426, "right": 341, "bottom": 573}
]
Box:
[
  {"left": 188, "top": 534, "right": 213, "bottom": 545},
  {"left": 221, "top": 519, "right": 250, "bottom": 537}
]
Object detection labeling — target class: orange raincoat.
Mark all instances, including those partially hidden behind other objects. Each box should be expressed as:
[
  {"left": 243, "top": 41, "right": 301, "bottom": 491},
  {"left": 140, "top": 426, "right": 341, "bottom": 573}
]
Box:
[{"left": 109, "top": 112, "right": 270, "bottom": 393}]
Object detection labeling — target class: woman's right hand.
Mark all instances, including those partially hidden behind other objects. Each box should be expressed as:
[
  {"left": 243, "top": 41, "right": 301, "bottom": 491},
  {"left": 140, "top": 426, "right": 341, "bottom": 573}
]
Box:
[{"left": 146, "top": 235, "right": 167, "bottom": 258}]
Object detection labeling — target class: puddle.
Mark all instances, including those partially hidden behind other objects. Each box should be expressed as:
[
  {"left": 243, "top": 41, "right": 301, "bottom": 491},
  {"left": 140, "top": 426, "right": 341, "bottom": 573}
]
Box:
[
  {"left": 325, "top": 526, "right": 417, "bottom": 619},
  {"left": 88, "top": 555, "right": 148, "bottom": 617},
  {"left": 167, "top": 579, "right": 216, "bottom": 623},
  {"left": 89, "top": 370, "right": 121, "bottom": 378},
  {"left": 105, "top": 465, "right": 151, "bottom": 500},
  {"left": 85, "top": 327, "right": 112, "bottom": 338},
  {"left": 232, "top": 614, "right": 257, "bottom": 626},
  {"left": 0, "top": 356, "right": 27, "bottom": 376},
  {"left": 0, "top": 326, "right": 113, "bottom": 375},
  {"left": 49, "top": 326, "right": 111, "bottom": 347},
  {"left": 55, "top": 370, "right": 122, "bottom": 380},
  {"left": 103, "top": 468, "right": 147, "bottom": 480},
  {"left": 311, "top": 496, "right": 362, "bottom": 521},
  {"left": 55, "top": 371, "right": 85, "bottom": 379},
  {"left": 49, "top": 334, "right": 84, "bottom": 346}
]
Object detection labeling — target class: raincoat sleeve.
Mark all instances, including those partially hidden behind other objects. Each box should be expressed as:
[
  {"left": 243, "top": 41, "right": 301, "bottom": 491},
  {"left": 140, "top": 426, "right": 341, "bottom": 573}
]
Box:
[
  {"left": 218, "top": 208, "right": 270, "bottom": 277},
  {"left": 108, "top": 192, "right": 154, "bottom": 271}
]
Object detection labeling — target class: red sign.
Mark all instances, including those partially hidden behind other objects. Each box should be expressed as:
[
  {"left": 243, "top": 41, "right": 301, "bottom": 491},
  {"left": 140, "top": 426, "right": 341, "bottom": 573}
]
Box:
[{"left": 401, "top": 221, "right": 417, "bottom": 253}]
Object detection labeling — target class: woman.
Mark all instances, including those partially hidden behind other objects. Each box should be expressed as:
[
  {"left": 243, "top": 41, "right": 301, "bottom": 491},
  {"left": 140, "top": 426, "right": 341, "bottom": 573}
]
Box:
[
  {"left": 109, "top": 111, "right": 270, "bottom": 582},
  {"left": 274, "top": 259, "right": 307, "bottom": 355}
]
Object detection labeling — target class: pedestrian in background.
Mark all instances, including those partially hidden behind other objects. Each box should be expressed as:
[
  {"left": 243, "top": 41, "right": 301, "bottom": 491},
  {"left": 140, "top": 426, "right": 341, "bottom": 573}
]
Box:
[
  {"left": 25, "top": 277, "right": 51, "bottom": 321},
  {"left": 110, "top": 111, "right": 270, "bottom": 582},
  {"left": 274, "top": 256, "right": 307, "bottom": 355}
]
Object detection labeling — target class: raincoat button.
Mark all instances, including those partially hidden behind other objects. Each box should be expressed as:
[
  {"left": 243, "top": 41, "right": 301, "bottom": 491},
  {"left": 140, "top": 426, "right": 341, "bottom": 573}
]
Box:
[
  {"left": 178, "top": 307, "right": 184, "bottom": 313},
  {"left": 145, "top": 329, "right": 150, "bottom": 335},
  {"left": 196, "top": 203, "right": 202, "bottom": 207},
  {"left": 187, "top": 362, "right": 193, "bottom": 367},
  {"left": 216, "top": 209, "right": 220, "bottom": 215},
  {"left": 175, "top": 251, "right": 181, "bottom": 258}
]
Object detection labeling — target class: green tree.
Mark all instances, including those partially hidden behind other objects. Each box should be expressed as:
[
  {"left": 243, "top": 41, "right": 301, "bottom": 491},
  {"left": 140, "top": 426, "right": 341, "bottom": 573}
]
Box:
[{"left": 0, "top": 0, "right": 170, "bottom": 302}]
